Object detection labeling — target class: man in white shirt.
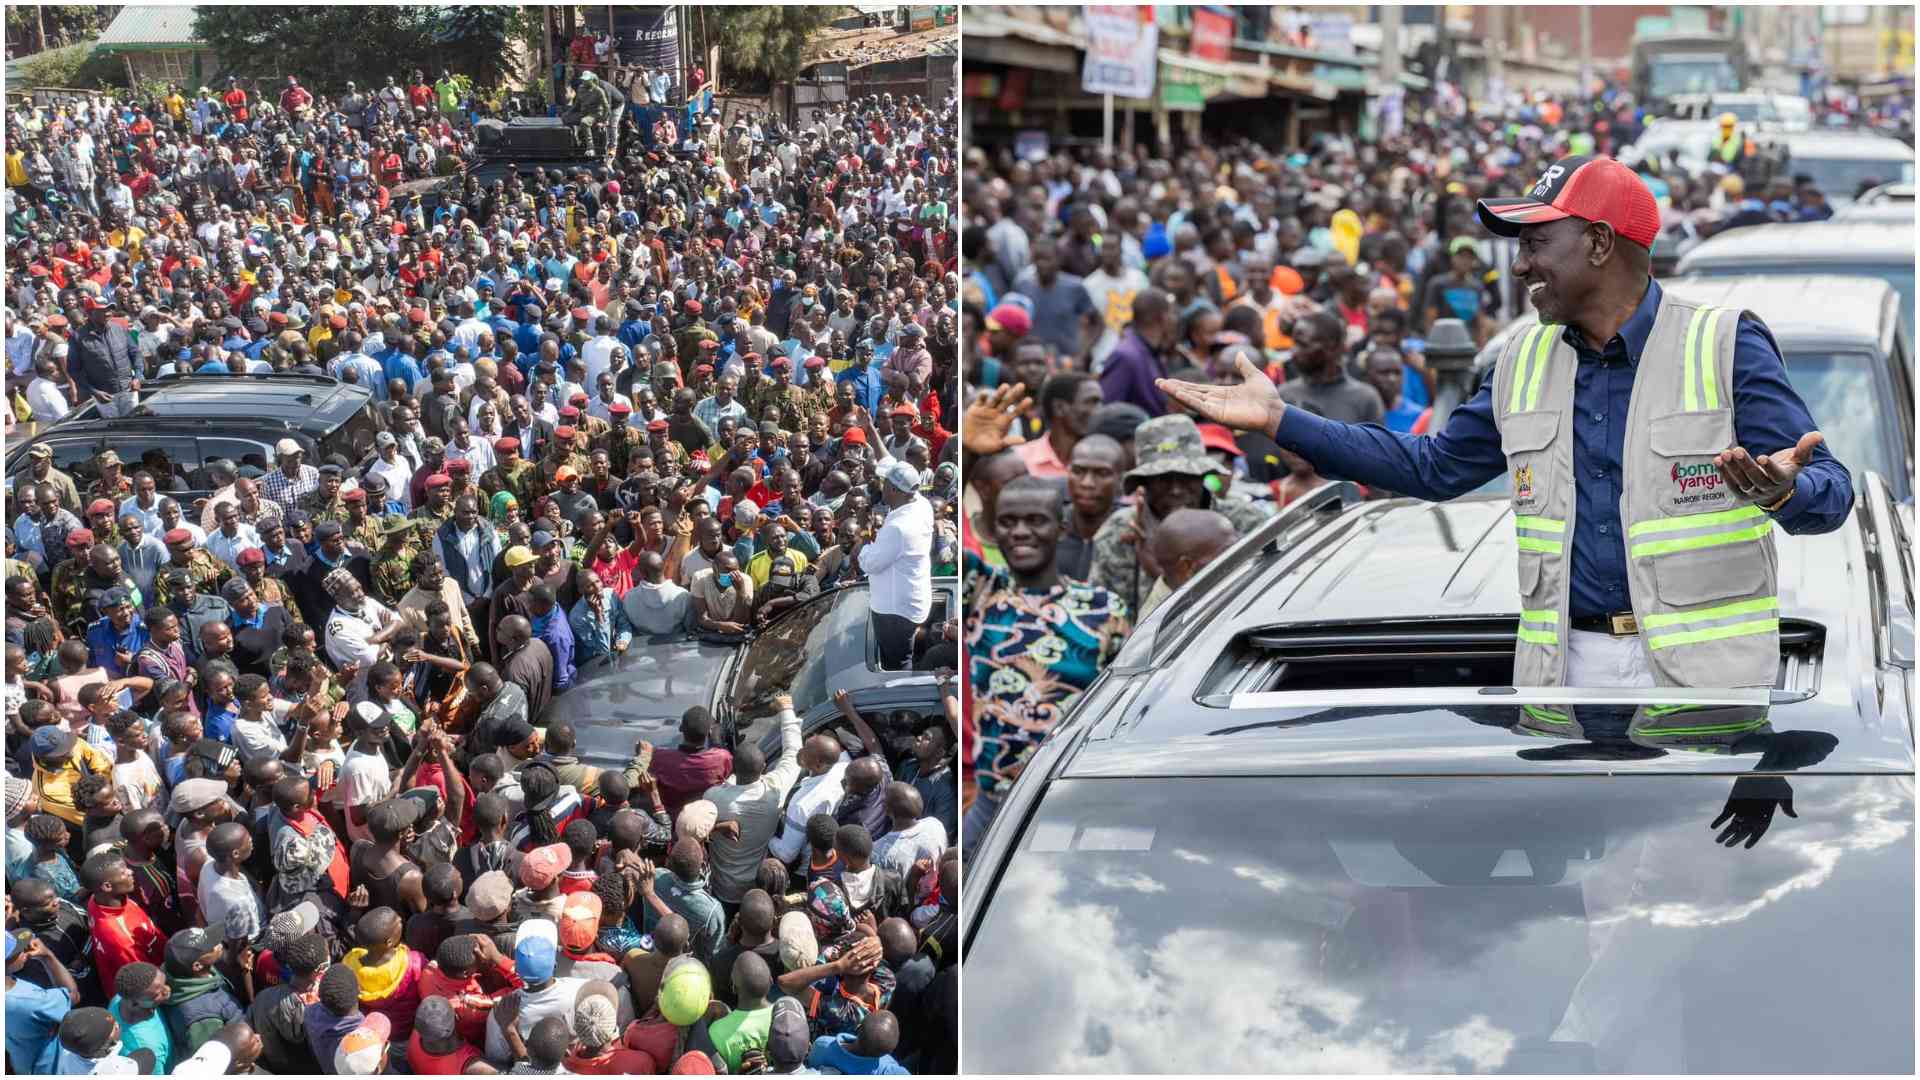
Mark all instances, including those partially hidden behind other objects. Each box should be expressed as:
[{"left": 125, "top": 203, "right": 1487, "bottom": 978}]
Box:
[
  {"left": 703, "top": 697, "right": 803, "bottom": 905},
  {"left": 365, "top": 432, "right": 416, "bottom": 512},
  {"left": 858, "top": 461, "right": 934, "bottom": 670},
  {"left": 25, "top": 359, "right": 69, "bottom": 423},
  {"left": 768, "top": 736, "right": 853, "bottom": 866},
  {"left": 580, "top": 316, "right": 621, "bottom": 387},
  {"left": 339, "top": 700, "right": 396, "bottom": 843},
  {"left": 871, "top": 782, "right": 948, "bottom": 880},
  {"left": 206, "top": 502, "right": 264, "bottom": 570}
]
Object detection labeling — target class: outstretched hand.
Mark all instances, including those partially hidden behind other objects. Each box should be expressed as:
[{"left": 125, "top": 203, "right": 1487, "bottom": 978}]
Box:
[
  {"left": 961, "top": 384, "right": 1032, "bottom": 455},
  {"left": 1714, "top": 432, "right": 1823, "bottom": 508},
  {"left": 1156, "top": 351, "right": 1287, "bottom": 436}
]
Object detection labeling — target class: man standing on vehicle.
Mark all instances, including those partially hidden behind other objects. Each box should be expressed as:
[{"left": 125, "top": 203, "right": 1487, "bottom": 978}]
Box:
[
  {"left": 1161, "top": 156, "right": 1852, "bottom": 689},
  {"left": 69, "top": 296, "right": 137, "bottom": 418},
  {"left": 1710, "top": 112, "right": 1755, "bottom": 173}
]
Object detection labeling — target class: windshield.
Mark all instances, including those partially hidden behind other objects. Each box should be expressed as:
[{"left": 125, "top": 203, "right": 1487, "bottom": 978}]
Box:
[
  {"left": 1792, "top": 155, "right": 1916, "bottom": 202},
  {"left": 966, "top": 775, "right": 1913, "bottom": 1074},
  {"left": 1649, "top": 60, "right": 1740, "bottom": 99},
  {"left": 728, "top": 584, "right": 866, "bottom": 722},
  {"left": 1691, "top": 259, "right": 1913, "bottom": 333}
]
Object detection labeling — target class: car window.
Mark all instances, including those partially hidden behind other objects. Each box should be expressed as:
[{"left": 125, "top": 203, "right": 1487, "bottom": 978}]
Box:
[
  {"left": 1686, "top": 262, "right": 1914, "bottom": 336},
  {"left": 44, "top": 434, "right": 200, "bottom": 495},
  {"left": 729, "top": 585, "right": 866, "bottom": 723},
  {"left": 1791, "top": 155, "right": 1916, "bottom": 202},
  {"left": 198, "top": 437, "right": 275, "bottom": 484},
  {"left": 966, "top": 775, "right": 1913, "bottom": 1074}
]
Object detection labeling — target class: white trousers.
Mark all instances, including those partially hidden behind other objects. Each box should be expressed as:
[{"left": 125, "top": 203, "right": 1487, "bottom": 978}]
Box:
[{"left": 1565, "top": 628, "right": 1655, "bottom": 688}]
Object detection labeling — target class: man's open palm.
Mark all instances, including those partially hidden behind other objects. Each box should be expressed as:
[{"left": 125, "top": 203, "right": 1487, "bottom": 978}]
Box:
[
  {"left": 961, "top": 384, "right": 1032, "bottom": 455},
  {"left": 1714, "top": 431, "right": 1824, "bottom": 505},
  {"left": 1157, "top": 353, "right": 1287, "bottom": 435}
]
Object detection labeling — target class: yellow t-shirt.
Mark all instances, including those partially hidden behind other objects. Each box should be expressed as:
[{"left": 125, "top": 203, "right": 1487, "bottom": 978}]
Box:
[
  {"left": 747, "top": 546, "right": 810, "bottom": 589},
  {"left": 165, "top": 93, "right": 188, "bottom": 122},
  {"left": 6, "top": 150, "right": 27, "bottom": 188},
  {"left": 32, "top": 740, "right": 116, "bottom": 825}
]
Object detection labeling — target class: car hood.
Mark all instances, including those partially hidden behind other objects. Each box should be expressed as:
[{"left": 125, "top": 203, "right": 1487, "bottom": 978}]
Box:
[{"left": 542, "top": 636, "right": 737, "bottom": 768}]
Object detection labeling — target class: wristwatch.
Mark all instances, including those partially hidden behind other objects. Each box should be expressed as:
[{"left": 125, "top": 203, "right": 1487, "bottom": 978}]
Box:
[{"left": 1762, "top": 485, "right": 1794, "bottom": 513}]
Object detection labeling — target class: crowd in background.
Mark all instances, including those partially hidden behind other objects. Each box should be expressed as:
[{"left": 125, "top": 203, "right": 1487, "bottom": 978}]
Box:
[{"left": 4, "top": 64, "right": 960, "bottom": 1076}]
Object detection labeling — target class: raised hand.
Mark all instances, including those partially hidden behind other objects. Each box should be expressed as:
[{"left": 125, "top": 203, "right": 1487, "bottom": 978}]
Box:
[
  {"left": 1714, "top": 432, "right": 1824, "bottom": 508},
  {"left": 1156, "top": 351, "right": 1287, "bottom": 436},
  {"left": 960, "top": 384, "right": 1031, "bottom": 455}
]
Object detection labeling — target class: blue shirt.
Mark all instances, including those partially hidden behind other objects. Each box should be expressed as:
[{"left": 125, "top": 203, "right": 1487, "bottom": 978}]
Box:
[
  {"left": 1275, "top": 278, "right": 1854, "bottom": 619},
  {"left": 382, "top": 348, "right": 424, "bottom": 392},
  {"left": 6, "top": 976, "right": 72, "bottom": 1075},
  {"left": 529, "top": 607, "right": 576, "bottom": 692},
  {"left": 836, "top": 364, "right": 885, "bottom": 414},
  {"left": 86, "top": 614, "right": 149, "bottom": 675}
]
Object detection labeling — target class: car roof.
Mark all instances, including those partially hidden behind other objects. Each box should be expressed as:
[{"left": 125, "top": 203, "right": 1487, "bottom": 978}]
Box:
[
  {"left": 1781, "top": 130, "right": 1916, "bottom": 158},
  {"left": 1060, "top": 492, "right": 1909, "bottom": 779},
  {"left": 1676, "top": 221, "right": 1914, "bottom": 268},
  {"left": 1660, "top": 274, "right": 1898, "bottom": 353},
  {"left": 78, "top": 374, "right": 371, "bottom": 433}
]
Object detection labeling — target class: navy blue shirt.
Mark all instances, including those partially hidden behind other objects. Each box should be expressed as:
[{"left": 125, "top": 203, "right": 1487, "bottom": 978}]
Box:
[{"left": 1276, "top": 279, "right": 1854, "bottom": 619}]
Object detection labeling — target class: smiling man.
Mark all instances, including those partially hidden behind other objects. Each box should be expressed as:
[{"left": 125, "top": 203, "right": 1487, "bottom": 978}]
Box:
[{"left": 1161, "top": 155, "right": 1852, "bottom": 689}]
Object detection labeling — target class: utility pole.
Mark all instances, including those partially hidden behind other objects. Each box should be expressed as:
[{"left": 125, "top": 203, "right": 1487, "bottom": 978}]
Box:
[{"left": 1379, "top": 3, "right": 1402, "bottom": 86}]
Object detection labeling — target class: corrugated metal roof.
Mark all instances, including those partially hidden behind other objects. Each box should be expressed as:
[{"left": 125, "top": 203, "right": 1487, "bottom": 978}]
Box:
[
  {"left": 802, "top": 23, "right": 958, "bottom": 69},
  {"left": 96, "top": 6, "right": 203, "bottom": 49}
]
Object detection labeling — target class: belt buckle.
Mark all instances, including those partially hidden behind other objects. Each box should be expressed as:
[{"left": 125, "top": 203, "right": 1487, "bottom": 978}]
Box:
[{"left": 1609, "top": 612, "right": 1639, "bottom": 636}]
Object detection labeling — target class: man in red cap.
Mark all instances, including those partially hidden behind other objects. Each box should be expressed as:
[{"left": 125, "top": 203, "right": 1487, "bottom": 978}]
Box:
[
  {"left": 1163, "top": 154, "right": 1852, "bottom": 690},
  {"left": 486, "top": 437, "right": 538, "bottom": 508},
  {"left": 595, "top": 401, "right": 644, "bottom": 474}
]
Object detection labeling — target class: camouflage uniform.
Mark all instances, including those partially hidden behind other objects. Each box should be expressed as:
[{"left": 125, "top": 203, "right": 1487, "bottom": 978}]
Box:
[
  {"left": 595, "top": 425, "right": 647, "bottom": 475},
  {"left": 485, "top": 459, "right": 540, "bottom": 509},
  {"left": 154, "top": 550, "right": 234, "bottom": 607},
  {"left": 1086, "top": 415, "right": 1275, "bottom": 616},
  {"left": 411, "top": 501, "right": 456, "bottom": 547},
  {"left": 647, "top": 437, "right": 690, "bottom": 478},
  {"left": 575, "top": 414, "right": 610, "bottom": 441},
  {"left": 250, "top": 574, "right": 306, "bottom": 626},
  {"left": 49, "top": 559, "right": 91, "bottom": 635},
  {"left": 370, "top": 545, "right": 419, "bottom": 607},
  {"left": 342, "top": 513, "right": 384, "bottom": 554},
  {"left": 88, "top": 476, "right": 134, "bottom": 504},
  {"left": 301, "top": 489, "right": 350, "bottom": 527},
  {"left": 748, "top": 379, "right": 813, "bottom": 427},
  {"left": 84, "top": 521, "right": 125, "bottom": 549}
]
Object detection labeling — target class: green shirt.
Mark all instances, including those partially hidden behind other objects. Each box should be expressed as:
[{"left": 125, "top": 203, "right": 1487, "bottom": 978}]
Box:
[
  {"left": 708, "top": 1004, "right": 773, "bottom": 1073},
  {"left": 109, "top": 996, "right": 173, "bottom": 1075}
]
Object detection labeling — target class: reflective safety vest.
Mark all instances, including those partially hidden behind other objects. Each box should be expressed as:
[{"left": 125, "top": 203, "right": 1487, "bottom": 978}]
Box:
[{"left": 1492, "top": 292, "right": 1780, "bottom": 688}]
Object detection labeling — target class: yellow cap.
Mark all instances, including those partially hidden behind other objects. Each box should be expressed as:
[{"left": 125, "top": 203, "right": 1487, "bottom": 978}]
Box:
[{"left": 503, "top": 545, "right": 536, "bottom": 568}]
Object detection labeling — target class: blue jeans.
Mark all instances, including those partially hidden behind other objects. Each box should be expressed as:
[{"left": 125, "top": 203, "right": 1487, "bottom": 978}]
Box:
[{"left": 961, "top": 791, "right": 1002, "bottom": 862}]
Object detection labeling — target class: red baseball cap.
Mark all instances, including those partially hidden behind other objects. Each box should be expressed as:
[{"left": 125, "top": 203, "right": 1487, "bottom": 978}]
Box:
[
  {"left": 1475, "top": 155, "right": 1659, "bottom": 249},
  {"left": 1195, "top": 422, "right": 1244, "bottom": 458}
]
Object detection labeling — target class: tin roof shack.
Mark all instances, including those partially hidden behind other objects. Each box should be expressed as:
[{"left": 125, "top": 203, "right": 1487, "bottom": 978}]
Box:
[{"left": 789, "top": 21, "right": 957, "bottom": 125}]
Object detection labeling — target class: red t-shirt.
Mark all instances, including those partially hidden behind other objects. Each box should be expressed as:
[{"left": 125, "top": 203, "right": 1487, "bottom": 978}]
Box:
[
  {"left": 223, "top": 88, "right": 250, "bottom": 122},
  {"left": 649, "top": 745, "right": 734, "bottom": 820},
  {"left": 88, "top": 895, "right": 166, "bottom": 997},
  {"left": 417, "top": 957, "right": 523, "bottom": 1046},
  {"left": 407, "top": 1032, "right": 483, "bottom": 1075}
]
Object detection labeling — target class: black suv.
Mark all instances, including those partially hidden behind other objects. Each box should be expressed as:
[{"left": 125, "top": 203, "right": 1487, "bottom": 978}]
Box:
[{"left": 6, "top": 374, "right": 378, "bottom": 503}]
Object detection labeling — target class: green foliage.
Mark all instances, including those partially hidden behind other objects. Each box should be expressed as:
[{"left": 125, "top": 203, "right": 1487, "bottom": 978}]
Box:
[
  {"left": 192, "top": 6, "right": 438, "bottom": 94},
  {"left": 11, "top": 42, "right": 120, "bottom": 89},
  {"left": 6, "top": 5, "right": 114, "bottom": 54},
  {"left": 433, "top": 6, "right": 532, "bottom": 92},
  {"left": 705, "top": 7, "right": 844, "bottom": 81}
]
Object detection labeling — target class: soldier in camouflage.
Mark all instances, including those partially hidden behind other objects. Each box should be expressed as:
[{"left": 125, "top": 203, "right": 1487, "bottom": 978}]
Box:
[
  {"left": 48, "top": 528, "right": 96, "bottom": 634},
  {"left": 235, "top": 547, "right": 304, "bottom": 626},
  {"left": 643, "top": 420, "right": 690, "bottom": 478},
  {"left": 596, "top": 402, "right": 647, "bottom": 475},
  {"left": 412, "top": 474, "right": 457, "bottom": 546},
  {"left": 338, "top": 487, "right": 384, "bottom": 554},
  {"left": 155, "top": 525, "right": 234, "bottom": 607},
  {"left": 1088, "top": 414, "right": 1273, "bottom": 616},
  {"left": 370, "top": 515, "right": 421, "bottom": 607},
  {"left": 485, "top": 437, "right": 539, "bottom": 509},
  {"left": 81, "top": 498, "right": 124, "bottom": 549},
  {"left": 300, "top": 464, "right": 350, "bottom": 526}
]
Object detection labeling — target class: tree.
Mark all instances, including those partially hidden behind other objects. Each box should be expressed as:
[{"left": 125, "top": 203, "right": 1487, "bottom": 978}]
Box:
[
  {"left": 192, "top": 7, "right": 437, "bottom": 93},
  {"left": 10, "top": 43, "right": 121, "bottom": 90},
  {"left": 704, "top": 7, "right": 843, "bottom": 83},
  {"left": 433, "top": 6, "right": 533, "bottom": 93},
  {"left": 5, "top": 5, "right": 115, "bottom": 57}
]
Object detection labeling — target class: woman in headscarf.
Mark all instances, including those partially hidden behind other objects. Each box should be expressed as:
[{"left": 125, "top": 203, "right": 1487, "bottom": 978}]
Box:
[
  {"left": 488, "top": 491, "right": 520, "bottom": 542},
  {"left": 805, "top": 876, "right": 863, "bottom": 962}
]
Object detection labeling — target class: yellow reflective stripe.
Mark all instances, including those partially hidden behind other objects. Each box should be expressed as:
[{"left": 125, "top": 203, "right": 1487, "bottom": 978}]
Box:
[
  {"left": 1646, "top": 618, "right": 1779, "bottom": 651},
  {"left": 1523, "top": 322, "right": 1554, "bottom": 410},
  {"left": 1681, "top": 307, "right": 1710, "bottom": 412},
  {"left": 1523, "top": 705, "right": 1571, "bottom": 723},
  {"left": 1645, "top": 704, "right": 1706, "bottom": 718},
  {"left": 1514, "top": 515, "right": 1566, "bottom": 533},
  {"left": 1508, "top": 325, "right": 1544, "bottom": 414},
  {"left": 1638, "top": 596, "right": 1779, "bottom": 630},
  {"left": 1516, "top": 536, "right": 1565, "bottom": 554},
  {"left": 1627, "top": 504, "right": 1766, "bottom": 537},
  {"left": 1629, "top": 521, "right": 1772, "bottom": 558},
  {"left": 1516, "top": 625, "right": 1560, "bottom": 645},
  {"left": 1698, "top": 307, "right": 1726, "bottom": 409},
  {"left": 1518, "top": 609, "right": 1558, "bottom": 625},
  {"left": 1637, "top": 718, "right": 1770, "bottom": 736}
]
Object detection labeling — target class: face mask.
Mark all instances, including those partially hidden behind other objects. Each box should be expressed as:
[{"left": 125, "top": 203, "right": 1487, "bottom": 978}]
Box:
[{"left": 715, "top": 572, "right": 734, "bottom": 589}]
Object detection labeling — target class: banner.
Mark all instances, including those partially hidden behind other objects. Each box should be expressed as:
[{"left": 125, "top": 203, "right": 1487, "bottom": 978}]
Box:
[
  {"left": 584, "top": 6, "right": 681, "bottom": 78},
  {"left": 1190, "top": 8, "right": 1233, "bottom": 62},
  {"left": 1083, "top": 5, "right": 1158, "bottom": 98}
]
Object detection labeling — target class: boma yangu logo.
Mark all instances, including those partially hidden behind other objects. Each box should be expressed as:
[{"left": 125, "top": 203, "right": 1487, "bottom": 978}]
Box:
[
  {"left": 1671, "top": 461, "right": 1721, "bottom": 492},
  {"left": 1514, "top": 464, "right": 1534, "bottom": 501}
]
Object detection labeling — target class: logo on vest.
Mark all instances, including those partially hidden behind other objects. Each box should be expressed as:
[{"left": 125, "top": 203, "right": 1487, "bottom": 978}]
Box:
[
  {"left": 1514, "top": 464, "right": 1535, "bottom": 503},
  {"left": 1669, "top": 461, "right": 1730, "bottom": 509}
]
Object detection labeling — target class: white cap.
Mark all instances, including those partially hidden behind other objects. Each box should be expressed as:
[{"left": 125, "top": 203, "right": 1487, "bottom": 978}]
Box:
[
  {"left": 274, "top": 437, "right": 302, "bottom": 457},
  {"left": 879, "top": 459, "right": 922, "bottom": 492}
]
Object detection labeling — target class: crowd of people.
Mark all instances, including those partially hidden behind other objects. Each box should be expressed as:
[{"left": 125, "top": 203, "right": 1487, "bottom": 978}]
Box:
[
  {"left": 951, "top": 76, "right": 1903, "bottom": 840},
  {"left": 4, "top": 58, "right": 961, "bottom": 1076}
]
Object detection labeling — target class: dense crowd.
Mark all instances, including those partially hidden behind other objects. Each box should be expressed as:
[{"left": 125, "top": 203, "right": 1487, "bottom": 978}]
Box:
[
  {"left": 951, "top": 79, "right": 1898, "bottom": 840},
  {"left": 4, "top": 65, "right": 959, "bottom": 1076}
]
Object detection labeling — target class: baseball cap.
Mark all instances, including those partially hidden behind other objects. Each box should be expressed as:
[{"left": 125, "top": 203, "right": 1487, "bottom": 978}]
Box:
[
  {"left": 842, "top": 427, "right": 867, "bottom": 446},
  {"left": 502, "top": 545, "right": 535, "bottom": 568},
  {"left": 333, "top": 1012, "right": 393, "bottom": 1075},
  {"left": 30, "top": 725, "right": 75, "bottom": 762},
  {"left": 520, "top": 842, "right": 570, "bottom": 890},
  {"left": 165, "top": 926, "right": 224, "bottom": 971},
  {"left": 1475, "top": 155, "right": 1660, "bottom": 249},
  {"left": 467, "top": 869, "right": 514, "bottom": 921},
  {"left": 558, "top": 892, "right": 603, "bottom": 953},
  {"left": 514, "top": 919, "right": 559, "bottom": 981},
  {"left": 767, "top": 997, "right": 812, "bottom": 1068},
  {"left": 275, "top": 437, "right": 303, "bottom": 457},
  {"left": 879, "top": 460, "right": 922, "bottom": 493}
]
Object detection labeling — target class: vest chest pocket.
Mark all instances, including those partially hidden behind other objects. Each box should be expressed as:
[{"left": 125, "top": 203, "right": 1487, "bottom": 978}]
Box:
[
  {"left": 1502, "top": 411, "right": 1559, "bottom": 520},
  {"left": 1648, "top": 410, "right": 1738, "bottom": 517}
]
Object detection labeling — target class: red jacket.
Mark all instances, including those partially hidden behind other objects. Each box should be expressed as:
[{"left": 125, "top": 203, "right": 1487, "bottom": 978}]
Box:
[{"left": 88, "top": 895, "right": 166, "bottom": 997}]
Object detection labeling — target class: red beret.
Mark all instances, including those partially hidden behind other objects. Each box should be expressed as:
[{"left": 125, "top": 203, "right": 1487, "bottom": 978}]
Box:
[
  {"left": 568, "top": 392, "right": 588, "bottom": 405},
  {"left": 555, "top": 426, "right": 576, "bottom": 440},
  {"left": 558, "top": 406, "right": 581, "bottom": 420},
  {"left": 685, "top": 300, "right": 702, "bottom": 315},
  {"left": 86, "top": 498, "right": 115, "bottom": 516},
  {"left": 268, "top": 312, "right": 289, "bottom": 328},
  {"left": 329, "top": 313, "right": 348, "bottom": 330},
  {"left": 68, "top": 528, "right": 96, "bottom": 546},
  {"left": 698, "top": 340, "right": 720, "bottom": 352},
  {"left": 804, "top": 356, "right": 826, "bottom": 370},
  {"left": 494, "top": 437, "right": 520, "bottom": 453},
  {"left": 646, "top": 419, "right": 670, "bottom": 433},
  {"left": 408, "top": 307, "right": 427, "bottom": 324},
  {"left": 770, "top": 358, "right": 791, "bottom": 371},
  {"left": 570, "top": 306, "right": 591, "bottom": 320},
  {"left": 608, "top": 401, "right": 632, "bottom": 416},
  {"left": 446, "top": 459, "right": 471, "bottom": 475},
  {"left": 162, "top": 528, "right": 192, "bottom": 544},
  {"left": 237, "top": 547, "right": 266, "bottom": 566},
  {"left": 425, "top": 474, "right": 451, "bottom": 489},
  {"left": 342, "top": 488, "right": 366, "bottom": 502}
]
